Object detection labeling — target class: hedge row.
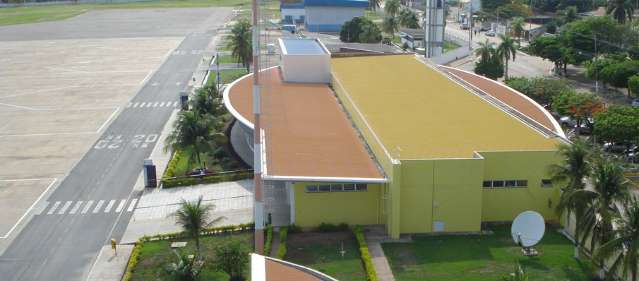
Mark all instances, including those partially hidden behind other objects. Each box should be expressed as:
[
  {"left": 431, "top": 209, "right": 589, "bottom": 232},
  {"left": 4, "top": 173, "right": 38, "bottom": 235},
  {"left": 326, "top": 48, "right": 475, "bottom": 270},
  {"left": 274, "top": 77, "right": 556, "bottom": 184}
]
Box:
[
  {"left": 353, "top": 226, "right": 378, "bottom": 281},
  {"left": 163, "top": 149, "right": 183, "bottom": 179},
  {"left": 121, "top": 223, "right": 255, "bottom": 281},
  {"left": 264, "top": 225, "right": 273, "bottom": 256},
  {"left": 276, "top": 226, "right": 288, "bottom": 259},
  {"left": 161, "top": 170, "right": 253, "bottom": 188}
]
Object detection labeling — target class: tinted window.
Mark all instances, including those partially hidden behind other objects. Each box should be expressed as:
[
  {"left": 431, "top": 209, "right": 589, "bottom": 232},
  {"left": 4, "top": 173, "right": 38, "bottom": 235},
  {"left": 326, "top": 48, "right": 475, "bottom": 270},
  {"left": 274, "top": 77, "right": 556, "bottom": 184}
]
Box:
[
  {"left": 306, "top": 185, "right": 318, "bottom": 192},
  {"left": 355, "top": 184, "right": 368, "bottom": 191},
  {"left": 492, "top": 181, "right": 504, "bottom": 188},
  {"left": 319, "top": 185, "right": 330, "bottom": 192},
  {"left": 516, "top": 180, "right": 528, "bottom": 187},
  {"left": 482, "top": 181, "right": 492, "bottom": 188},
  {"left": 541, "top": 179, "right": 553, "bottom": 188},
  {"left": 343, "top": 184, "right": 355, "bottom": 191},
  {"left": 505, "top": 180, "right": 516, "bottom": 187},
  {"left": 330, "top": 184, "right": 343, "bottom": 191}
]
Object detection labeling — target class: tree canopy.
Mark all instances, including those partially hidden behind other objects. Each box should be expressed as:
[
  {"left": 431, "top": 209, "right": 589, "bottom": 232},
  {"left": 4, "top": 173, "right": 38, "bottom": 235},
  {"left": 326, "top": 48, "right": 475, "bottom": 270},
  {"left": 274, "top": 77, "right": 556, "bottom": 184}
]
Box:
[
  {"left": 552, "top": 90, "right": 604, "bottom": 125},
  {"left": 594, "top": 105, "right": 639, "bottom": 145},
  {"left": 505, "top": 77, "right": 572, "bottom": 107},
  {"left": 339, "top": 17, "right": 382, "bottom": 43}
]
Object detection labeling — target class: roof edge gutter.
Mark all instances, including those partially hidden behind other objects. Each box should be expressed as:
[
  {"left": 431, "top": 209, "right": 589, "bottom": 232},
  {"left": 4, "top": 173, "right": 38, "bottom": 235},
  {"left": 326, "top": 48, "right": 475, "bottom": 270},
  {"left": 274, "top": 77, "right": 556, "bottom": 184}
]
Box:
[{"left": 262, "top": 175, "right": 388, "bottom": 183}]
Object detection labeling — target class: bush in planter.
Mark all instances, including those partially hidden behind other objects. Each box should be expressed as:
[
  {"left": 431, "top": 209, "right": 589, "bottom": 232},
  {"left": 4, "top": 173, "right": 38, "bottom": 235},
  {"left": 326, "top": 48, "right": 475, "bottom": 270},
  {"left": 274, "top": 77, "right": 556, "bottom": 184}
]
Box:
[{"left": 317, "top": 222, "right": 349, "bottom": 232}]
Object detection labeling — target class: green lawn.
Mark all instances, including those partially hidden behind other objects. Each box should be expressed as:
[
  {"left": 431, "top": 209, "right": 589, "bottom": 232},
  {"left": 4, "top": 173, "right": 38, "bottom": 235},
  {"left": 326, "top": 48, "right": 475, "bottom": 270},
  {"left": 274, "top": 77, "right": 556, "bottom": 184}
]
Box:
[
  {"left": 382, "top": 225, "right": 594, "bottom": 281},
  {"left": 131, "top": 233, "right": 252, "bottom": 281},
  {"left": 443, "top": 40, "right": 461, "bottom": 53},
  {"left": 285, "top": 232, "right": 367, "bottom": 281},
  {"left": 208, "top": 68, "right": 249, "bottom": 85},
  {"left": 0, "top": 0, "right": 249, "bottom": 26},
  {"left": 172, "top": 144, "right": 245, "bottom": 176},
  {"left": 216, "top": 55, "right": 239, "bottom": 64}
]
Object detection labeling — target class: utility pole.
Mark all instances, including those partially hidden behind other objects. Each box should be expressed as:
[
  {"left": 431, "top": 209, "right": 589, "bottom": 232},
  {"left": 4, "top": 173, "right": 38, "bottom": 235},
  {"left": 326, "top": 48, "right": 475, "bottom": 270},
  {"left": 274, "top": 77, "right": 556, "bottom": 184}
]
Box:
[
  {"left": 594, "top": 34, "right": 599, "bottom": 93},
  {"left": 468, "top": 0, "right": 472, "bottom": 51},
  {"left": 251, "top": 0, "right": 264, "bottom": 254}
]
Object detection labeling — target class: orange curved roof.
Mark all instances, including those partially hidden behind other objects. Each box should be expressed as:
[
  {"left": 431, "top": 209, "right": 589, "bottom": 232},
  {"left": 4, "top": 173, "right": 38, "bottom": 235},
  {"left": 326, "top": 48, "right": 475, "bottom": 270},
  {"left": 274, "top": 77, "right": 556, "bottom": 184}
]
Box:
[{"left": 225, "top": 67, "right": 384, "bottom": 181}]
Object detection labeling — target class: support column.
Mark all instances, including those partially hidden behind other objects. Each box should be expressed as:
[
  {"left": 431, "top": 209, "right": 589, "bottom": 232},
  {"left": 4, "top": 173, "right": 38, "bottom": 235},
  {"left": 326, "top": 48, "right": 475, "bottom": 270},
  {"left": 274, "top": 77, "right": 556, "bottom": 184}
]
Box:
[{"left": 252, "top": 0, "right": 264, "bottom": 254}]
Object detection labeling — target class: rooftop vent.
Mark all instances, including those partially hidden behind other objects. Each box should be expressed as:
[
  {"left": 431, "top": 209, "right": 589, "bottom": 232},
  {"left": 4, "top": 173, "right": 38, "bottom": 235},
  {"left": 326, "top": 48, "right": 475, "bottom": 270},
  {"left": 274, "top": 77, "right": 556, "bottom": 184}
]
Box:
[{"left": 278, "top": 38, "right": 331, "bottom": 83}]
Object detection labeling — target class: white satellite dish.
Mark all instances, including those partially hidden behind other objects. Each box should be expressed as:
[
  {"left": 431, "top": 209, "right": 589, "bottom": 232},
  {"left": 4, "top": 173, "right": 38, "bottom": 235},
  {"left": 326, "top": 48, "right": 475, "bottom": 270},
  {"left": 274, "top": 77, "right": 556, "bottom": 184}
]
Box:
[{"left": 511, "top": 211, "right": 545, "bottom": 248}]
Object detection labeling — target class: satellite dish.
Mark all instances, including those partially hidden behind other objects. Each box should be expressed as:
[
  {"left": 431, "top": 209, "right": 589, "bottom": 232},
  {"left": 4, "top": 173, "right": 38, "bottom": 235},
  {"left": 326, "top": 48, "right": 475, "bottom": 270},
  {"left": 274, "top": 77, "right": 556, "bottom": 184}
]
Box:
[{"left": 511, "top": 211, "right": 545, "bottom": 248}]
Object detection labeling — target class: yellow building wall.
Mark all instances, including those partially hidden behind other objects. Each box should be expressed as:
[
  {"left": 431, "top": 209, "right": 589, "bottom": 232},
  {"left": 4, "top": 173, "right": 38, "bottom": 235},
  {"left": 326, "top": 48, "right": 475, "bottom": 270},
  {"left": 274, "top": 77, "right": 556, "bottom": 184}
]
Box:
[
  {"left": 293, "top": 182, "right": 383, "bottom": 227},
  {"left": 398, "top": 160, "right": 433, "bottom": 233},
  {"left": 480, "top": 150, "right": 561, "bottom": 222}
]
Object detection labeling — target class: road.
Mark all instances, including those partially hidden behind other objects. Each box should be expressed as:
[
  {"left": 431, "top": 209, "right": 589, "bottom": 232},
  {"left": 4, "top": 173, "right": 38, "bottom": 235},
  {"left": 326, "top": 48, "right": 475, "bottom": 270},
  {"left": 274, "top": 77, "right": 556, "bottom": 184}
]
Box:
[{"left": 0, "top": 11, "right": 230, "bottom": 281}]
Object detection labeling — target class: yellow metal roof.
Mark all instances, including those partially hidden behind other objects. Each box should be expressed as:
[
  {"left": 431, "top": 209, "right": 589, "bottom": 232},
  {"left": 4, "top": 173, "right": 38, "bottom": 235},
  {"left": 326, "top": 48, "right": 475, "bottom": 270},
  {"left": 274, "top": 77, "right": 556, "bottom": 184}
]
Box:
[{"left": 331, "top": 55, "right": 561, "bottom": 159}]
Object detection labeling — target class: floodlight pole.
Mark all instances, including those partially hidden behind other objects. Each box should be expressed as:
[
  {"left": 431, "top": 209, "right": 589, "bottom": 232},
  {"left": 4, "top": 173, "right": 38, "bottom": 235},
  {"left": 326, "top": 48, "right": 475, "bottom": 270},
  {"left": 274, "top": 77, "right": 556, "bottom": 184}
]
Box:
[{"left": 252, "top": 0, "right": 264, "bottom": 254}]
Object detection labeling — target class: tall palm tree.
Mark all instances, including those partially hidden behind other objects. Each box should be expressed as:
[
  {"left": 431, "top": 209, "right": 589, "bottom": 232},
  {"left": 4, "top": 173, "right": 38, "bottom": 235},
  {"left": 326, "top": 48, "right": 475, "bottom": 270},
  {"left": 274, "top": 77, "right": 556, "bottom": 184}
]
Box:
[
  {"left": 384, "top": 0, "right": 400, "bottom": 18},
  {"left": 165, "top": 111, "right": 222, "bottom": 170},
  {"left": 227, "top": 18, "right": 252, "bottom": 71},
  {"left": 595, "top": 198, "right": 639, "bottom": 281},
  {"left": 510, "top": 17, "right": 525, "bottom": 43},
  {"left": 574, "top": 157, "right": 630, "bottom": 279},
  {"left": 497, "top": 34, "right": 517, "bottom": 80},
  {"left": 369, "top": 0, "right": 381, "bottom": 10},
  {"left": 382, "top": 16, "right": 399, "bottom": 38},
  {"left": 607, "top": 0, "right": 634, "bottom": 24},
  {"left": 398, "top": 8, "right": 420, "bottom": 28},
  {"left": 173, "top": 196, "right": 223, "bottom": 254},
  {"left": 550, "top": 139, "right": 592, "bottom": 257},
  {"left": 190, "top": 84, "right": 225, "bottom": 118}
]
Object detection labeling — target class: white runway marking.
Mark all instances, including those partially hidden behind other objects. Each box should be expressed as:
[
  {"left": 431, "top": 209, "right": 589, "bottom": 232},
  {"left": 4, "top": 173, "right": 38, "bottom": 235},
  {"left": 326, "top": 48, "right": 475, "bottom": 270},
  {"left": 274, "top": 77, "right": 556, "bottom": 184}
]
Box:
[
  {"left": 0, "top": 102, "right": 39, "bottom": 111},
  {"left": 173, "top": 101, "right": 179, "bottom": 107},
  {"left": 115, "top": 200, "right": 127, "bottom": 213},
  {"left": 126, "top": 103, "right": 132, "bottom": 108},
  {"left": 57, "top": 201, "right": 72, "bottom": 214},
  {"left": 93, "top": 200, "right": 105, "bottom": 213},
  {"left": 152, "top": 102, "right": 159, "bottom": 107},
  {"left": 132, "top": 102, "right": 139, "bottom": 108},
  {"left": 127, "top": 198, "right": 138, "bottom": 212},
  {"left": 103, "top": 200, "right": 115, "bottom": 213},
  {"left": 69, "top": 201, "right": 83, "bottom": 214},
  {"left": 34, "top": 201, "right": 49, "bottom": 216},
  {"left": 81, "top": 200, "right": 94, "bottom": 214},
  {"left": 96, "top": 107, "right": 120, "bottom": 134},
  {"left": 139, "top": 102, "right": 146, "bottom": 107},
  {"left": 0, "top": 178, "right": 58, "bottom": 239},
  {"left": 47, "top": 201, "right": 61, "bottom": 215},
  {"left": 159, "top": 102, "right": 166, "bottom": 107}
]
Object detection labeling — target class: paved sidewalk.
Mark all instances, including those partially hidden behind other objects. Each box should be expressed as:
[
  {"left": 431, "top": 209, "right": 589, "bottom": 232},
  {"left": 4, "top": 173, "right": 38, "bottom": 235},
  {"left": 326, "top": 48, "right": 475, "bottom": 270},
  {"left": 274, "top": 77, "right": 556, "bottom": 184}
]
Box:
[
  {"left": 364, "top": 226, "right": 396, "bottom": 281},
  {"left": 86, "top": 245, "right": 134, "bottom": 281}
]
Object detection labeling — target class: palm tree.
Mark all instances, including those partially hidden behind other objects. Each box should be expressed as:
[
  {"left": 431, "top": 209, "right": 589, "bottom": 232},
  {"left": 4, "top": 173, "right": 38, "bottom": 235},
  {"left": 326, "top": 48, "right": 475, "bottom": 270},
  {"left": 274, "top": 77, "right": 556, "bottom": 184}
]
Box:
[
  {"left": 497, "top": 34, "right": 517, "bottom": 80},
  {"left": 369, "top": 0, "right": 381, "bottom": 10},
  {"left": 165, "top": 111, "right": 222, "bottom": 170},
  {"left": 574, "top": 157, "right": 630, "bottom": 279},
  {"left": 475, "top": 39, "right": 495, "bottom": 63},
  {"left": 384, "top": 0, "right": 400, "bottom": 18},
  {"left": 510, "top": 17, "right": 525, "bottom": 43},
  {"left": 173, "top": 196, "right": 223, "bottom": 254},
  {"left": 382, "top": 16, "right": 399, "bottom": 38},
  {"left": 227, "top": 18, "right": 252, "bottom": 71},
  {"left": 165, "top": 250, "right": 204, "bottom": 281},
  {"left": 595, "top": 198, "right": 639, "bottom": 281},
  {"left": 398, "top": 8, "right": 419, "bottom": 28},
  {"left": 503, "top": 262, "right": 528, "bottom": 281},
  {"left": 607, "top": 0, "right": 634, "bottom": 24},
  {"left": 190, "top": 84, "right": 225, "bottom": 118}
]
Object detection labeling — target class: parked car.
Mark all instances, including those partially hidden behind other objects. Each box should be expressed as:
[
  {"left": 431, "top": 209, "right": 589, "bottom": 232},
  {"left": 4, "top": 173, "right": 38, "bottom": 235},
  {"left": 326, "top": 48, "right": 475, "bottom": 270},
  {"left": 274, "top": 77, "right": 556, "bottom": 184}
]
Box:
[
  {"left": 632, "top": 99, "right": 639, "bottom": 108},
  {"left": 559, "top": 116, "right": 576, "bottom": 128},
  {"left": 604, "top": 142, "right": 631, "bottom": 154},
  {"left": 485, "top": 30, "right": 496, "bottom": 37}
]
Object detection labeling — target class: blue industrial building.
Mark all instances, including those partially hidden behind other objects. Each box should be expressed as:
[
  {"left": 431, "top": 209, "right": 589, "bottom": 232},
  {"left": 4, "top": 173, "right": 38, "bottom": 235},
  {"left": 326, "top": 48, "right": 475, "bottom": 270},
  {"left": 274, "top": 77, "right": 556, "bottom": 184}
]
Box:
[{"left": 280, "top": 0, "right": 369, "bottom": 33}]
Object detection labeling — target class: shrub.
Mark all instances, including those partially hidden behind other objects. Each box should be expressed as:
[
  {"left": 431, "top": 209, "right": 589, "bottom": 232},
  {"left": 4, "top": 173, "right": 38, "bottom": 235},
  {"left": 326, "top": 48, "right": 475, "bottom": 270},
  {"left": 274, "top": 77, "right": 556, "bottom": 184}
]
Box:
[
  {"left": 353, "top": 226, "right": 378, "bottom": 281},
  {"left": 340, "top": 17, "right": 382, "bottom": 43},
  {"left": 288, "top": 224, "right": 302, "bottom": 233},
  {"left": 163, "top": 149, "right": 182, "bottom": 178},
  {"left": 276, "top": 226, "right": 288, "bottom": 259},
  {"left": 264, "top": 225, "right": 273, "bottom": 256},
  {"left": 122, "top": 242, "right": 143, "bottom": 281},
  {"left": 317, "top": 222, "right": 349, "bottom": 232},
  {"left": 162, "top": 170, "right": 253, "bottom": 188}
]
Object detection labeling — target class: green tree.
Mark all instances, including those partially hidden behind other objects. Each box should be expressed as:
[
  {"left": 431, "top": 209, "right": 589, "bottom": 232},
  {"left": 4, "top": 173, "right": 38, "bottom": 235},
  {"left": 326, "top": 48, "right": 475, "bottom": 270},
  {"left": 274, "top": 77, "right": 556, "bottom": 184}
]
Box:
[
  {"left": 595, "top": 198, "right": 639, "bottom": 281},
  {"left": 165, "top": 111, "right": 223, "bottom": 170},
  {"left": 384, "top": 0, "right": 400, "bottom": 17},
  {"left": 560, "top": 17, "right": 627, "bottom": 63},
  {"left": 359, "top": 21, "right": 383, "bottom": 43},
  {"left": 506, "top": 77, "right": 572, "bottom": 107},
  {"left": 497, "top": 34, "right": 517, "bottom": 80},
  {"left": 474, "top": 40, "right": 504, "bottom": 79},
  {"left": 398, "top": 8, "right": 420, "bottom": 28},
  {"left": 629, "top": 74, "right": 639, "bottom": 98},
  {"left": 574, "top": 157, "right": 629, "bottom": 279},
  {"left": 600, "top": 60, "right": 639, "bottom": 91},
  {"left": 560, "top": 6, "right": 578, "bottom": 24},
  {"left": 165, "top": 250, "right": 204, "bottom": 281},
  {"left": 227, "top": 19, "right": 252, "bottom": 72},
  {"left": 585, "top": 55, "right": 626, "bottom": 90},
  {"left": 530, "top": 35, "right": 572, "bottom": 75},
  {"left": 550, "top": 139, "right": 592, "bottom": 256},
  {"left": 190, "top": 84, "right": 225, "bottom": 118},
  {"left": 382, "top": 16, "right": 399, "bottom": 37},
  {"left": 496, "top": 2, "right": 532, "bottom": 19},
  {"left": 369, "top": 0, "right": 381, "bottom": 10},
  {"left": 607, "top": 0, "right": 634, "bottom": 24},
  {"left": 552, "top": 91, "right": 604, "bottom": 131},
  {"left": 510, "top": 17, "right": 525, "bottom": 43},
  {"left": 340, "top": 17, "right": 381, "bottom": 43},
  {"left": 173, "top": 196, "right": 223, "bottom": 254},
  {"left": 214, "top": 240, "right": 250, "bottom": 281},
  {"left": 594, "top": 105, "right": 639, "bottom": 145}
]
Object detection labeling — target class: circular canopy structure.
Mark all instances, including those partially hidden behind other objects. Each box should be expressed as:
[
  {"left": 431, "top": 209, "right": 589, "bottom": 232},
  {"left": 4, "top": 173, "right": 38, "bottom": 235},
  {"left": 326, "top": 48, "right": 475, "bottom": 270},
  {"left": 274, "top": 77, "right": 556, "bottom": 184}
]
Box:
[{"left": 511, "top": 211, "right": 545, "bottom": 247}]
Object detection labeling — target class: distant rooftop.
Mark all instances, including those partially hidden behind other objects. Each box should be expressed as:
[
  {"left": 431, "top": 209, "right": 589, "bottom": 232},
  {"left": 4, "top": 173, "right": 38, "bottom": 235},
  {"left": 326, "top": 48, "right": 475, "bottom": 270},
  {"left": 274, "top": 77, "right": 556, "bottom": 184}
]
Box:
[
  {"left": 280, "top": 38, "right": 327, "bottom": 55},
  {"left": 331, "top": 55, "right": 562, "bottom": 159}
]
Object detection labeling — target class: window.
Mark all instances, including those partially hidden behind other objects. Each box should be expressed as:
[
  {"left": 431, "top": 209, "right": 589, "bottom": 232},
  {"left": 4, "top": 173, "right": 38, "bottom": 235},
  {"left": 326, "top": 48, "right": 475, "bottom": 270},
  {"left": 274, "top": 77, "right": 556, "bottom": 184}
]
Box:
[
  {"left": 355, "top": 184, "right": 368, "bottom": 191},
  {"left": 492, "top": 180, "right": 505, "bottom": 188},
  {"left": 505, "top": 180, "right": 517, "bottom": 187},
  {"left": 319, "top": 185, "right": 331, "bottom": 192},
  {"left": 482, "top": 181, "right": 492, "bottom": 188},
  {"left": 306, "top": 185, "right": 318, "bottom": 192},
  {"left": 516, "top": 180, "right": 528, "bottom": 187},
  {"left": 541, "top": 179, "right": 553, "bottom": 188},
  {"left": 343, "top": 184, "right": 355, "bottom": 191},
  {"left": 330, "top": 184, "right": 343, "bottom": 192}
]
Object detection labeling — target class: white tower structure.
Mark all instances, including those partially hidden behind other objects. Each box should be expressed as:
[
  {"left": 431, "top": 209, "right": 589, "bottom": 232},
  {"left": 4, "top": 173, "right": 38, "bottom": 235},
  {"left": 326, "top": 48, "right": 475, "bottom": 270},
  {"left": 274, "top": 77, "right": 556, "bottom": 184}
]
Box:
[{"left": 424, "top": 0, "right": 445, "bottom": 58}]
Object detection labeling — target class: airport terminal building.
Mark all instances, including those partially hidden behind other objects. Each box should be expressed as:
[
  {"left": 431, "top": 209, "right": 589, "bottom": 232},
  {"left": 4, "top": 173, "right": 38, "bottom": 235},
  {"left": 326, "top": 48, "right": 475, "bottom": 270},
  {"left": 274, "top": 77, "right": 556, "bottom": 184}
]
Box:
[{"left": 223, "top": 38, "right": 567, "bottom": 239}]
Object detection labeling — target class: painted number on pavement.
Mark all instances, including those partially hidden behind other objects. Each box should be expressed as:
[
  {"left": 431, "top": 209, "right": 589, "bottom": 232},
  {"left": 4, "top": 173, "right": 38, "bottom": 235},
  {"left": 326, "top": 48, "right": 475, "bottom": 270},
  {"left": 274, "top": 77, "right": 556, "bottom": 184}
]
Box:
[{"left": 94, "top": 134, "right": 159, "bottom": 150}]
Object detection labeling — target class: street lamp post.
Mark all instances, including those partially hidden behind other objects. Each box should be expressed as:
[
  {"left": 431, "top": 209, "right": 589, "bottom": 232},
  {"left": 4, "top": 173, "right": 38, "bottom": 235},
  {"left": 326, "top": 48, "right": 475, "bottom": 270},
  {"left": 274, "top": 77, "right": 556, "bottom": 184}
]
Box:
[{"left": 251, "top": 0, "right": 264, "bottom": 254}]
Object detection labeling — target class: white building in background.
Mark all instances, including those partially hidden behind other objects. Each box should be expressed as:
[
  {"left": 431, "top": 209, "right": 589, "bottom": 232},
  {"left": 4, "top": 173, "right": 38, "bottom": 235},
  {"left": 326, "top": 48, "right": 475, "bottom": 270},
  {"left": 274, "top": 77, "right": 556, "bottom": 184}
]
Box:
[
  {"left": 424, "top": 0, "right": 445, "bottom": 57},
  {"left": 280, "top": 2, "right": 305, "bottom": 24},
  {"left": 303, "top": 0, "right": 369, "bottom": 32},
  {"left": 460, "top": 0, "right": 481, "bottom": 13}
]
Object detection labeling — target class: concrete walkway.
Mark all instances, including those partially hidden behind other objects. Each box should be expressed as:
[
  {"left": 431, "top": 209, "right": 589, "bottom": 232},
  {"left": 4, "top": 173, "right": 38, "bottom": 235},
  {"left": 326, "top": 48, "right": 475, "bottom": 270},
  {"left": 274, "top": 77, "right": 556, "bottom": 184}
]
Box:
[
  {"left": 86, "top": 245, "right": 134, "bottom": 281},
  {"left": 364, "top": 226, "right": 396, "bottom": 281}
]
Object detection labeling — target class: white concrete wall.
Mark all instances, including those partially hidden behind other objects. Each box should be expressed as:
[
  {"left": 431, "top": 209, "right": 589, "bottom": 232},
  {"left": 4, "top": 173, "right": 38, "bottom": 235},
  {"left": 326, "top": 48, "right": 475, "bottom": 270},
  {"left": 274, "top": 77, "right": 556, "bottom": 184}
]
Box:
[
  {"left": 281, "top": 53, "right": 331, "bottom": 83},
  {"left": 305, "top": 6, "right": 365, "bottom": 27},
  {"left": 281, "top": 8, "right": 305, "bottom": 22}
]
